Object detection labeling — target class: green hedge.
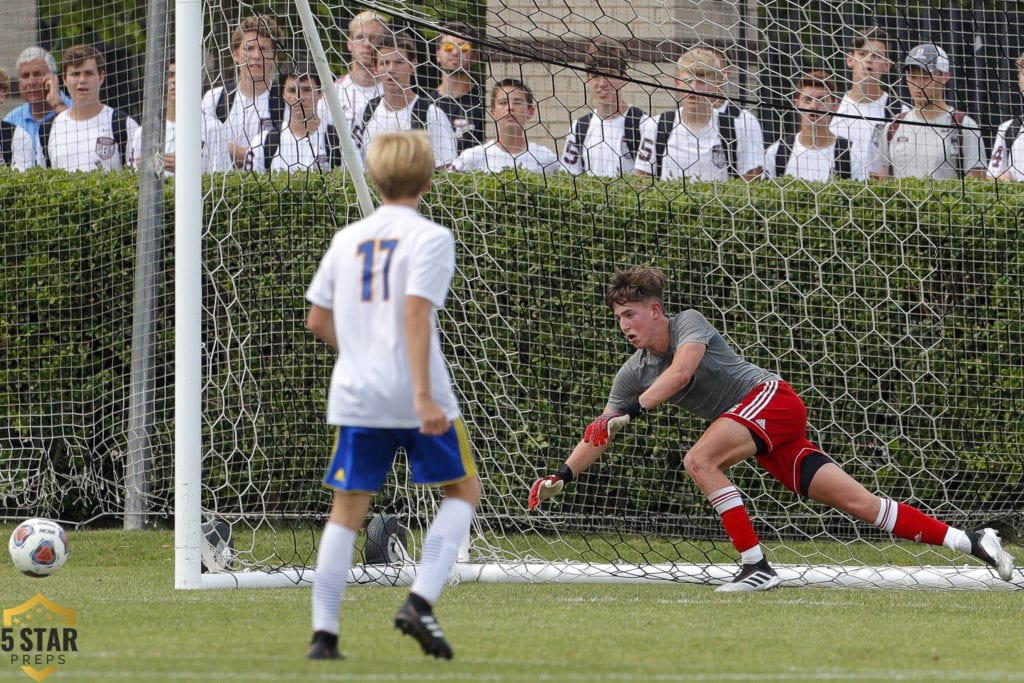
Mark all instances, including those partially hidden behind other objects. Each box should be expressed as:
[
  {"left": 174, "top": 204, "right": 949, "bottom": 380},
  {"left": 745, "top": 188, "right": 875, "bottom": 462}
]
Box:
[{"left": 1, "top": 168, "right": 1022, "bottom": 533}]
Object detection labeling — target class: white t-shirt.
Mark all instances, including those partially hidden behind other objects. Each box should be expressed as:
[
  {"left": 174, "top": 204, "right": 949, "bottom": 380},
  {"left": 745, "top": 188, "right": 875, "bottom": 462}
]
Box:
[
  {"left": 45, "top": 106, "right": 140, "bottom": 171},
  {"left": 763, "top": 136, "right": 866, "bottom": 181},
  {"left": 318, "top": 73, "right": 382, "bottom": 131},
  {"left": 129, "top": 117, "right": 231, "bottom": 176},
  {"left": 200, "top": 86, "right": 273, "bottom": 169},
  {"left": 830, "top": 92, "right": 901, "bottom": 178},
  {"left": 359, "top": 95, "right": 457, "bottom": 168},
  {"left": 561, "top": 108, "right": 653, "bottom": 177},
  {"left": 269, "top": 125, "right": 353, "bottom": 172},
  {"left": 634, "top": 105, "right": 764, "bottom": 180},
  {"left": 305, "top": 204, "right": 460, "bottom": 428},
  {"left": 987, "top": 118, "right": 1024, "bottom": 181},
  {"left": 453, "top": 140, "right": 561, "bottom": 175},
  {"left": 880, "top": 109, "right": 986, "bottom": 180}
]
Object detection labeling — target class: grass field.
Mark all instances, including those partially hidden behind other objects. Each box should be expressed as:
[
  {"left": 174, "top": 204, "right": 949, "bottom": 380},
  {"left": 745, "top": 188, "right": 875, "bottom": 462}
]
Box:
[{"left": 3, "top": 528, "right": 1023, "bottom": 682}]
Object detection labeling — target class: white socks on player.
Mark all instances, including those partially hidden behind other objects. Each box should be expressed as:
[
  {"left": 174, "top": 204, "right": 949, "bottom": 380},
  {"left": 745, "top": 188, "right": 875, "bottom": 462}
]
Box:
[
  {"left": 411, "top": 497, "right": 475, "bottom": 605},
  {"left": 311, "top": 522, "right": 357, "bottom": 634},
  {"left": 943, "top": 527, "right": 972, "bottom": 554}
]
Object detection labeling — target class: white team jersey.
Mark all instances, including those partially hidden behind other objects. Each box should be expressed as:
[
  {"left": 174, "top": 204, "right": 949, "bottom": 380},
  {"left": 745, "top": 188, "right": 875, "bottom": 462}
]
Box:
[
  {"left": 318, "top": 74, "right": 382, "bottom": 130},
  {"left": 830, "top": 92, "right": 900, "bottom": 178},
  {"left": 634, "top": 105, "right": 764, "bottom": 180},
  {"left": 269, "top": 125, "right": 352, "bottom": 172},
  {"left": 200, "top": 86, "right": 272, "bottom": 169},
  {"left": 46, "top": 106, "right": 140, "bottom": 171},
  {"left": 880, "top": 109, "right": 986, "bottom": 180},
  {"left": 987, "top": 118, "right": 1024, "bottom": 181},
  {"left": 453, "top": 139, "right": 561, "bottom": 175},
  {"left": 359, "top": 96, "right": 457, "bottom": 168},
  {"left": 560, "top": 109, "right": 653, "bottom": 177},
  {"left": 129, "top": 117, "right": 231, "bottom": 176},
  {"left": 305, "top": 204, "right": 460, "bottom": 428},
  {"left": 763, "top": 136, "right": 866, "bottom": 182}
]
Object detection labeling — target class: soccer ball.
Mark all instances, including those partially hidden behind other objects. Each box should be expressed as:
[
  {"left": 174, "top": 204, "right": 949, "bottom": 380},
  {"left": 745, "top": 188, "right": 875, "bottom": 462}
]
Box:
[{"left": 9, "top": 518, "right": 70, "bottom": 578}]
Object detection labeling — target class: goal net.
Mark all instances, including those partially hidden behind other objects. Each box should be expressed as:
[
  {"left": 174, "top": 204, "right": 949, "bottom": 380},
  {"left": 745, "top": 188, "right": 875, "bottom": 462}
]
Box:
[{"left": 1, "top": 0, "right": 1021, "bottom": 591}]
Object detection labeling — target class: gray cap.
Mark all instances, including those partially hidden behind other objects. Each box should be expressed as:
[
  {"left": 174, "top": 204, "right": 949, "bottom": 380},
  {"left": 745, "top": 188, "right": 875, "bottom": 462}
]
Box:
[{"left": 903, "top": 44, "right": 950, "bottom": 74}]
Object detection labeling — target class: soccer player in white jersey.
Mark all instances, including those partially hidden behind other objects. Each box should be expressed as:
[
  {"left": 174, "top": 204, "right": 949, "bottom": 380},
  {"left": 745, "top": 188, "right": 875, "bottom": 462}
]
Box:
[
  {"left": 358, "top": 32, "right": 457, "bottom": 169},
  {"left": 268, "top": 68, "right": 349, "bottom": 172},
  {"left": 42, "top": 44, "right": 139, "bottom": 172},
  {"left": 528, "top": 265, "right": 1015, "bottom": 591},
  {"left": 317, "top": 11, "right": 386, "bottom": 133},
  {"left": 831, "top": 28, "right": 901, "bottom": 180},
  {"left": 130, "top": 60, "right": 230, "bottom": 176},
  {"left": 634, "top": 46, "right": 763, "bottom": 181},
  {"left": 764, "top": 70, "right": 865, "bottom": 181},
  {"left": 452, "top": 78, "right": 560, "bottom": 175},
  {"left": 878, "top": 44, "right": 987, "bottom": 180},
  {"left": 987, "top": 52, "right": 1024, "bottom": 182},
  {"left": 560, "top": 37, "right": 651, "bottom": 177},
  {"left": 305, "top": 130, "right": 480, "bottom": 660},
  {"left": 200, "top": 15, "right": 282, "bottom": 170}
]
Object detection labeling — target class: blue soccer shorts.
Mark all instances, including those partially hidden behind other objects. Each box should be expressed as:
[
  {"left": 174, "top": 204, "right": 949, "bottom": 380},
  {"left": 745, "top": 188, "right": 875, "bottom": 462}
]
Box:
[{"left": 323, "top": 418, "right": 477, "bottom": 493}]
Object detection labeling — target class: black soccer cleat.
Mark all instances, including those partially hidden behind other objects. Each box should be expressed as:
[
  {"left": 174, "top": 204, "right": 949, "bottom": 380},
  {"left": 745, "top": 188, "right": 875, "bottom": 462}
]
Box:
[
  {"left": 307, "top": 630, "right": 345, "bottom": 660},
  {"left": 715, "top": 558, "right": 783, "bottom": 592},
  {"left": 394, "top": 598, "right": 454, "bottom": 660},
  {"left": 968, "top": 528, "right": 1015, "bottom": 582}
]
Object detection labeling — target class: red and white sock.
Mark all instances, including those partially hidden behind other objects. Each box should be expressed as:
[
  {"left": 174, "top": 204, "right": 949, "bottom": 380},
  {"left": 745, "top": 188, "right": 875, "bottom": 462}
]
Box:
[
  {"left": 873, "top": 499, "right": 949, "bottom": 546},
  {"left": 709, "top": 485, "right": 762, "bottom": 563}
]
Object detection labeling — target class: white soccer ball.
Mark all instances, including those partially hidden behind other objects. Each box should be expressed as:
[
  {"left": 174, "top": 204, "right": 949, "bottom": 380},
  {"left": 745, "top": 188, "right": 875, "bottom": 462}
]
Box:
[{"left": 9, "top": 518, "right": 70, "bottom": 578}]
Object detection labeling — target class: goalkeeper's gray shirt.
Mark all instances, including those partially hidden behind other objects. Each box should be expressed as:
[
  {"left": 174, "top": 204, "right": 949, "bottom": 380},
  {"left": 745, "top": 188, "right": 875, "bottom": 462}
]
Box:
[{"left": 607, "top": 309, "right": 779, "bottom": 421}]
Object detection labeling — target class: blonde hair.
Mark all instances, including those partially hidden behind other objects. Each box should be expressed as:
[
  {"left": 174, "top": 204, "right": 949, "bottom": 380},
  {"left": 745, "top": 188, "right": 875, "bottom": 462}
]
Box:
[
  {"left": 366, "top": 131, "right": 434, "bottom": 200},
  {"left": 349, "top": 11, "right": 388, "bottom": 36},
  {"left": 0, "top": 67, "right": 9, "bottom": 95},
  {"left": 675, "top": 47, "right": 725, "bottom": 80},
  {"left": 231, "top": 15, "right": 282, "bottom": 52}
]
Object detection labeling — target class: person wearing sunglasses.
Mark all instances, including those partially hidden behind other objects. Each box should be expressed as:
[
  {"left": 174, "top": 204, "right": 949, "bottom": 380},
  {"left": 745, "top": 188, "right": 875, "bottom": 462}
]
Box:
[{"left": 432, "top": 21, "right": 485, "bottom": 153}]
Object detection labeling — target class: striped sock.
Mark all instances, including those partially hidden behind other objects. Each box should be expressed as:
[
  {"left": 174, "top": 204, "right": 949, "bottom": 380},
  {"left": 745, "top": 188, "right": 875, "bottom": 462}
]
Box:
[{"left": 709, "top": 486, "right": 761, "bottom": 557}]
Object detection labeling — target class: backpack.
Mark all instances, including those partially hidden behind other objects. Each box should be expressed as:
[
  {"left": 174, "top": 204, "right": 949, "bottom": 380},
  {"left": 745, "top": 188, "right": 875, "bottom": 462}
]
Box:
[
  {"left": 0, "top": 121, "right": 14, "bottom": 166},
  {"left": 39, "top": 108, "right": 131, "bottom": 168},
  {"left": 886, "top": 109, "right": 969, "bottom": 177},
  {"left": 361, "top": 93, "right": 434, "bottom": 131},
  {"left": 574, "top": 105, "right": 646, "bottom": 171},
  {"left": 773, "top": 133, "right": 851, "bottom": 179},
  {"left": 263, "top": 123, "right": 344, "bottom": 170},
  {"left": 653, "top": 102, "right": 741, "bottom": 179}
]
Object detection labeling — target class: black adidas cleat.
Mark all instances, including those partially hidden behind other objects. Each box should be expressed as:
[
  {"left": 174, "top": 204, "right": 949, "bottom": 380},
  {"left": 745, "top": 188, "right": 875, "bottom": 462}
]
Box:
[
  {"left": 394, "top": 598, "right": 454, "bottom": 660},
  {"left": 715, "top": 558, "right": 783, "bottom": 592},
  {"left": 968, "top": 528, "right": 1015, "bottom": 582},
  {"left": 307, "top": 630, "right": 345, "bottom": 660}
]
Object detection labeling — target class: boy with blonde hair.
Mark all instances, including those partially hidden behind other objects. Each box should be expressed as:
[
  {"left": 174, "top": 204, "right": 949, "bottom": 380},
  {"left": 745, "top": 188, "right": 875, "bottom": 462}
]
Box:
[
  {"left": 305, "top": 130, "right": 480, "bottom": 661},
  {"left": 635, "top": 46, "right": 763, "bottom": 181},
  {"left": 318, "top": 11, "right": 388, "bottom": 132}
]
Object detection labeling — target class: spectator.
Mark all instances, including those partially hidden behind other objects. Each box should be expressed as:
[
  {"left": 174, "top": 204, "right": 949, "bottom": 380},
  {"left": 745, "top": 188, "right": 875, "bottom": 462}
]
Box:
[
  {"left": 635, "top": 46, "right": 764, "bottom": 181},
  {"left": 318, "top": 10, "right": 387, "bottom": 134},
  {"left": 432, "top": 21, "right": 485, "bottom": 154},
  {"left": 6, "top": 46, "right": 72, "bottom": 169},
  {"left": 452, "top": 78, "right": 560, "bottom": 175},
  {"left": 878, "top": 44, "right": 986, "bottom": 180},
  {"left": 987, "top": 52, "right": 1024, "bottom": 182},
  {"left": 268, "top": 66, "right": 348, "bottom": 172},
  {"left": 764, "top": 70, "right": 861, "bottom": 181},
  {"left": 0, "top": 68, "right": 13, "bottom": 166},
  {"left": 201, "top": 14, "right": 284, "bottom": 170},
  {"left": 130, "top": 59, "right": 230, "bottom": 175},
  {"left": 29, "top": 45, "right": 138, "bottom": 171},
  {"left": 358, "top": 31, "right": 456, "bottom": 170},
  {"left": 561, "top": 37, "right": 652, "bottom": 177},
  {"left": 831, "top": 28, "right": 902, "bottom": 180}
]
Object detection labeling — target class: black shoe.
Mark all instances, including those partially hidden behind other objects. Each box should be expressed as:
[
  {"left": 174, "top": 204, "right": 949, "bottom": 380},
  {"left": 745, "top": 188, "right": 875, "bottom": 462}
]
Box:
[
  {"left": 307, "top": 630, "right": 345, "bottom": 660},
  {"left": 968, "top": 528, "right": 1015, "bottom": 582},
  {"left": 715, "top": 558, "right": 782, "bottom": 592},
  {"left": 394, "top": 598, "right": 454, "bottom": 659}
]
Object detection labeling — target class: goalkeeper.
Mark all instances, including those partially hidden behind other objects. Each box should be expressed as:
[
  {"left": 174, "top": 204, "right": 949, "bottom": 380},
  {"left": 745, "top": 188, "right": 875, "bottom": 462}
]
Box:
[{"left": 529, "top": 265, "right": 1015, "bottom": 591}]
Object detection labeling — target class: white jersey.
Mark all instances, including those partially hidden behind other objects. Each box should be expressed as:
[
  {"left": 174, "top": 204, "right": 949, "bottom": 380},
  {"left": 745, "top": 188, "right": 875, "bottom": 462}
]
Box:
[
  {"left": 763, "top": 136, "right": 866, "bottom": 181},
  {"left": 453, "top": 139, "right": 561, "bottom": 175},
  {"left": 634, "top": 105, "right": 764, "bottom": 180},
  {"left": 269, "top": 125, "right": 353, "bottom": 173},
  {"left": 45, "top": 106, "right": 139, "bottom": 171},
  {"left": 318, "top": 73, "right": 382, "bottom": 131},
  {"left": 987, "top": 118, "right": 1024, "bottom": 181},
  {"left": 200, "top": 86, "right": 273, "bottom": 169},
  {"left": 359, "top": 95, "right": 457, "bottom": 168},
  {"left": 561, "top": 108, "right": 653, "bottom": 177},
  {"left": 305, "top": 204, "right": 460, "bottom": 428},
  {"left": 880, "top": 109, "right": 986, "bottom": 180},
  {"left": 129, "top": 117, "right": 231, "bottom": 176},
  {"left": 830, "top": 92, "right": 901, "bottom": 178}
]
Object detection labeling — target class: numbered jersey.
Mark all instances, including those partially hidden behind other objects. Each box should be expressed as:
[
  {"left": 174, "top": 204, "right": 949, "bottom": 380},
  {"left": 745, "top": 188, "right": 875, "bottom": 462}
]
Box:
[{"left": 305, "top": 204, "right": 460, "bottom": 428}]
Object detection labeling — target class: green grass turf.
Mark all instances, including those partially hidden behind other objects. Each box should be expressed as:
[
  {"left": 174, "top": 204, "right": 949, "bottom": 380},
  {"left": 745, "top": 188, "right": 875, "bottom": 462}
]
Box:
[{"left": 3, "top": 528, "right": 1024, "bottom": 682}]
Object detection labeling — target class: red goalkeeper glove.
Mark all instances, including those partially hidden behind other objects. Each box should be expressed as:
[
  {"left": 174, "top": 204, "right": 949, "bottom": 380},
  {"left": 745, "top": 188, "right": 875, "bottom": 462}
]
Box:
[
  {"left": 528, "top": 464, "right": 574, "bottom": 511},
  {"left": 583, "top": 410, "right": 631, "bottom": 446}
]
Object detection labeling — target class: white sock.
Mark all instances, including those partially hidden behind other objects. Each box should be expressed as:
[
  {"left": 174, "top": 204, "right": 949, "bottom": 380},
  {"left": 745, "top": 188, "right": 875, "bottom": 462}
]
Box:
[
  {"left": 411, "top": 497, "right": 475, "bottom": 605},
  {"left": 873, "top": 498, "right": 898, "bottom": 533},
  {"left": 943, "top": 527, "right": 972, "bottom": 554},
  {"left": 740, "top": 546, "right": 765, "bottom": 565},
  {"left": 311, "top": 522, "right": 357, "bottom": 634}
]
